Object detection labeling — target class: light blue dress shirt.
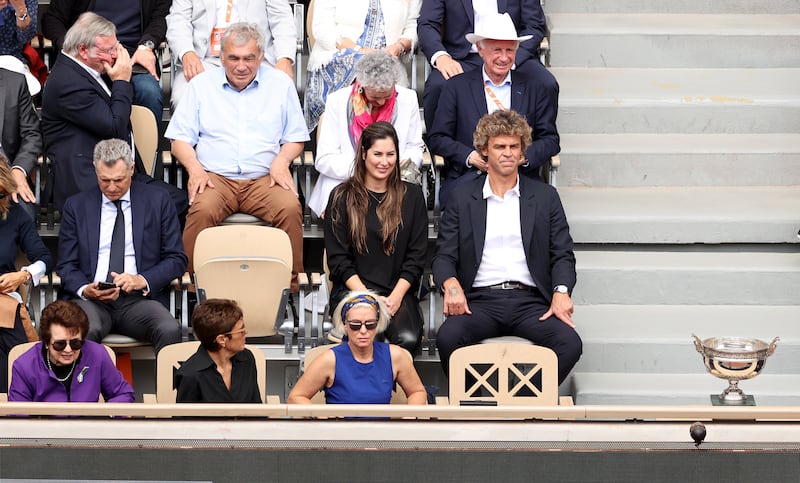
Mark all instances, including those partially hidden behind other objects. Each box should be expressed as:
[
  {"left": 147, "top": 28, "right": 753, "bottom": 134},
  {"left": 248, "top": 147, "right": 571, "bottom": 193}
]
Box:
[{"left": 165, "top": 64, "right": 310, "bottom": 180}]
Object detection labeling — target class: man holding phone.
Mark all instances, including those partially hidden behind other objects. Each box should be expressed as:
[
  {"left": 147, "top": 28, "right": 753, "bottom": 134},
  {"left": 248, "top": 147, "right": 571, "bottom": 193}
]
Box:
[{"left": 56, "top": 139, "right": 186, "bottom": 353}]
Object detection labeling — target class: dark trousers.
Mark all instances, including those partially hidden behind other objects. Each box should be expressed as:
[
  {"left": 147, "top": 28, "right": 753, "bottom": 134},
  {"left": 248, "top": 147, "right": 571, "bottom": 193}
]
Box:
[
  {"left": 77, "top": 293, "right": 180, "bottom": 354},
  {"left": 436, "top": 288, "right": 582, "bottom": 384},
  {"left": 381, "top": 292, "right": 424, "bottom": 355}
]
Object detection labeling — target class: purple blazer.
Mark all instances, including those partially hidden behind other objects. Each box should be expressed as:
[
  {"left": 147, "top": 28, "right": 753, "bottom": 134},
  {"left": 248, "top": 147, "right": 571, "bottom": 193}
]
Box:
[{"left": 8, "top": 340, "right": 135, "bottom": 402}]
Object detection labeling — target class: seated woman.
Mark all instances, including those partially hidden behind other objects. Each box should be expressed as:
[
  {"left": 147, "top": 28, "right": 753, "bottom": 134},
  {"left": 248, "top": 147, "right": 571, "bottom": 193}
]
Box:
[
  {"left": 0, "top": 159, "right": 52, "bottom": 390},
  {"left": 288, "top": 290, "right": 426, "bottom": 404},
  {"left": 174, "top": 299, "right": 261, "bottom": 403},
  {"left": 8, "top": 300, "right": 135, "bottom": 402},
  {"left": 323, "top": 122, "right": 428, "bottom": 354},
  {"left": 308, "top": 51, "right": 424, "bottom": 217},
  {"left": 304, "top": 0, "right": 421, "bottom": 131}
]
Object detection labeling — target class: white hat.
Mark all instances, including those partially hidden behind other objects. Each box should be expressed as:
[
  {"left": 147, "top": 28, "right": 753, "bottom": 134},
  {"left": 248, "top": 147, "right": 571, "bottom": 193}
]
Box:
[
  {"left": 465, "top": 13, "right": 533, "bottom": 45},
  {"left": 0, "top": 55, "right": 41, "bottom": 96}
]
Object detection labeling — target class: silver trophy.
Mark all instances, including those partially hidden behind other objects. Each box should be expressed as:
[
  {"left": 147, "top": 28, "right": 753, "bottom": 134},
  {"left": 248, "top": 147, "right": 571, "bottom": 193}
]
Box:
[{"left": 692, "top": 334, "right": 779, "bottom": 405}]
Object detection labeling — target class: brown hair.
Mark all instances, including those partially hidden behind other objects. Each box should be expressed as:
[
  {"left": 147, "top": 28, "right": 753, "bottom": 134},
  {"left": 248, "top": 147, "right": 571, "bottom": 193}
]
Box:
[
  {"left": 329, "top": 122, "right": 406, "bottom": 255},
  {"left": 192, "top": 299, "right": 244, "bottom": 352},
  {"left": 473, "top": 109, "right": 532, "bottom": 155},
  {"left": 39, "top": 301, "right": 90, "bottom": 344},
  {"left": 0, "top": 155, "right": 19, "bottom": 220}
]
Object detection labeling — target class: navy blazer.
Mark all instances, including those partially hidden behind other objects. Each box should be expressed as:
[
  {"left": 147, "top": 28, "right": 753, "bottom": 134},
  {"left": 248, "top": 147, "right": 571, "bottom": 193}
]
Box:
[
  {"left": 57, "top": 181, "right": 187, "bottom": 308},
  {"left": 432, "top": 174, "right": 576, "bottom": 304},
  {"left": 418, "top": 0, "right": 545, "bottom": 68},
  {"left": 428, "top": 68, "right": 559, "bottom": 199},
  {"left": 0, "top": 68, "right": 41, "bottom": 174},
  {"left": 41, "top": 55, "right": 137, "bottom": 210}
]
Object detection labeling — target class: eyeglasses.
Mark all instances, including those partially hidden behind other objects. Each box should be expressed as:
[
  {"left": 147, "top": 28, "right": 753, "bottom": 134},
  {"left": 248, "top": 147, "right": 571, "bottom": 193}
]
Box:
[
  {"left": 90, "top": 42, "right": 119, "bottom": 56},
  {"left": 51, "top": 338, "right": 84, "bottom": 351},
  {"left": 347, "top": 320, "right": 379, "bottom": 331},
  {"left": 222, "top": 326, "right": 247, "bottom": 337}
]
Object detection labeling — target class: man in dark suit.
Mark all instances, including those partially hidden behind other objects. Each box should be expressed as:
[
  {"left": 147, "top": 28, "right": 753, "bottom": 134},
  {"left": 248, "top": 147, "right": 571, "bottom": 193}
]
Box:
[
  {"left": 0, "top": 66, "right": 41, "bottom": 219},
  {"left": 433, "top": 110, "right": 581, "bottom": 384},
  {"left": 427, "top": 13, "right": 560, "bottom": 207},
  {"left": 57, "top": 138, "right": 185, "bottom": 353},
  {"left": 418, "top": 0, "right": 556, "bottom": 131}
]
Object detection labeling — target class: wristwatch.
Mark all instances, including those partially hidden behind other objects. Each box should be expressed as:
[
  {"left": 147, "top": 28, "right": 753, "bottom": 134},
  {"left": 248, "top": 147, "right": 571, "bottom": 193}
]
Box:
[
  {"left": 554, "top": 285, "right": 569, "bottom": 294},
  {"left": 138, "top": 40, "right": 156, "bottom": 51},
  {"left": 16, "top": 11, "right": 30, "bottom": 21}
]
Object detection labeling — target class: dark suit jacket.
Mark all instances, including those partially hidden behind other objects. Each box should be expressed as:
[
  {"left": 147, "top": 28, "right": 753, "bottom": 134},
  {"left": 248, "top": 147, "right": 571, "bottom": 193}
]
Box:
[
  {"left": 42, "top": 0, "right": 170, "bottom": 51},
  {"left": 428, "top": 68, "right": 559, "bottom": 201},
  {"left": 432, "top": 174, "right": 576, "bottom": 304},
  {"left": 0, "top": 68, "right": 41, "bottom": 175},
  {"left": 41, "top": 55, "right": 136, "bottom": 209},
  {"left": 418, "top": 0, "right": 545, "bottom": 68},
  {"left": 57, "top": 181, "right": 187, "bottom": 308}
]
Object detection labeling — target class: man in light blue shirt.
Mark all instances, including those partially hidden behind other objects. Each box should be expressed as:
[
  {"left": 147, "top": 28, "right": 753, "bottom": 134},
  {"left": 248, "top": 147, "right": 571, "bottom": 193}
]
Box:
[{"left": 166, "top": 22, "right": 309, "bottom": 288}]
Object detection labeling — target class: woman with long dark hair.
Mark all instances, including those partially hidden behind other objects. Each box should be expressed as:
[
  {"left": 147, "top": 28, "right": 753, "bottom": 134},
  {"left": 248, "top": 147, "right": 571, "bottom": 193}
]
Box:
[{"left": 324, "top": 122, "right": 427, "bottom": 354}]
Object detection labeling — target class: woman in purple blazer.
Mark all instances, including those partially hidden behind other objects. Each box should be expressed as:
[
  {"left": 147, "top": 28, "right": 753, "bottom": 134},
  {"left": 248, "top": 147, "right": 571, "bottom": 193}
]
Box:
[{"left": 8, "top": 300, "right": 134, "bottom": 402}]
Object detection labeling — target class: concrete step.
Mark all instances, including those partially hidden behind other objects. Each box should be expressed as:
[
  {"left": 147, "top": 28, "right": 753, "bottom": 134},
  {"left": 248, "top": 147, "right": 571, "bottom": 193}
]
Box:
[
  {"left": 549, "top": 14, "right": 800, "bottom": 68},
  {"left": 571, "top": 373, "right": 800, "bottom": 405},
  {"left": 558, "top": 133, "right": 800, "bottom": 187},
  {"left": 573, "top": 305, "right": 798, "bottom": 374},
  {"left": 553, "top": 67, "right": 800, "bottom": 134},
  {"left": 573, "top": 249, "right": 800, "bottom": 306},
  {"left": 561, "top": 186, "right": 800, "bottom": 244},
  {"left": 545, "top": 0, "right": 800, "bottom": 14}
]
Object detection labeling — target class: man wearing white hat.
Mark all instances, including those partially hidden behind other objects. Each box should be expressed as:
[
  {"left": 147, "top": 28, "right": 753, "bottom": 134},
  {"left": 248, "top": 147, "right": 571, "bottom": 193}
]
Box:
[
  {"left": 0, "top": 57, "right": 41, "bottom": 220},
  {"left": 418, "top": 0, "right": 557, "bottom": 132},
  {"left": 427, "top": 12, "right": 560, "bottom": 207}
]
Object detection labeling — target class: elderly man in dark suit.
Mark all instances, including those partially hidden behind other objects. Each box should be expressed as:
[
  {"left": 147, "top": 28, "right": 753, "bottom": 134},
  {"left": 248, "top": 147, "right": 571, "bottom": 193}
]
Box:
[
  {"left": 427, "top": 13, "right": 560, "bottom": 208},
  {"left": 0, "top": 66, "right": 41, "bottom": 219},
  {"left": 418, "top": 0, "right": 556, "bottom": 132},
  {"left": 57, "top": 138, "right": 185, "bottom": 353},
  {"left": 433, "top": 110, "right": 581, "bottom": 384}
]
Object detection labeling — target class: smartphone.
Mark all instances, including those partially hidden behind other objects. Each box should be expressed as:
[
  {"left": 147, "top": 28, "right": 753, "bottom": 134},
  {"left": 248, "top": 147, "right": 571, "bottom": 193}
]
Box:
[{"left": 97, "top": 281, "right": 117, "bottom": 290}]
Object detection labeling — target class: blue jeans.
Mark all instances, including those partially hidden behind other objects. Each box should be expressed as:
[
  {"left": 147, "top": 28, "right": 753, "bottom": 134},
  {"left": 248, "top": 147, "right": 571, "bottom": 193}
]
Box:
[{"left": 131, "top": 72, "right": 164, "bottom": 125}]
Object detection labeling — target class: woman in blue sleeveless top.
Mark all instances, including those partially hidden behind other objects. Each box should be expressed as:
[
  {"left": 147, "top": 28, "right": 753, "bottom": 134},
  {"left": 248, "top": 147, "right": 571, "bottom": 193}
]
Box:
[{"left": 288, "top": 291, "right": 426, "bottom": 405}]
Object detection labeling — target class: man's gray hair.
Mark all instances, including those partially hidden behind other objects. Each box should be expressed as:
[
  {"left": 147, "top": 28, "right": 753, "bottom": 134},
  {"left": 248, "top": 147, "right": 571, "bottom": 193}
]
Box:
[
  {"left": 221, "top": 22, "right": 266, "bottom": 56},
  {"left": 63, "top": 12, "right": 117, "bottom": 56},
  {"left": 94, "top": 139, "right": 134, "bottom": 169},
  {"left": 355, "top": 51, "right": 407, "bottom": 91}
]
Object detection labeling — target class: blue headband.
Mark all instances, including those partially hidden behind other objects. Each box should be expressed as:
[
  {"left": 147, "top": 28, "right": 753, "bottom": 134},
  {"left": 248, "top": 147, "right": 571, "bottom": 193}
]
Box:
[{"left": 341, "top": 294, "right": 380, "bottom": 320}]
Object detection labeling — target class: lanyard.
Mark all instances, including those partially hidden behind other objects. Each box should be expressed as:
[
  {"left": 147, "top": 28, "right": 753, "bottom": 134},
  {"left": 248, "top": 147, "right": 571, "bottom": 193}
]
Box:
[{"left": 484, "top": 85, "right": 506, "bottom": 111}]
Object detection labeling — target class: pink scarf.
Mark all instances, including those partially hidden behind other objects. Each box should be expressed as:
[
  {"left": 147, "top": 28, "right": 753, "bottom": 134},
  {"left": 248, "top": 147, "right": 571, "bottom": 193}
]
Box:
[{"left": 347, "top": 81, "right": 397, "bottom": 149}]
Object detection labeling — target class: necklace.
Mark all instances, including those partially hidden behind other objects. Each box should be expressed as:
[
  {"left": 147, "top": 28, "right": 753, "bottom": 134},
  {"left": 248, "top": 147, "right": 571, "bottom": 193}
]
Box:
[
  {"left": 47, "top": 355, "right": 78, "bottom": 382},
  {"left": 367, "top": 189, "right": 386, "bottom": 205}
]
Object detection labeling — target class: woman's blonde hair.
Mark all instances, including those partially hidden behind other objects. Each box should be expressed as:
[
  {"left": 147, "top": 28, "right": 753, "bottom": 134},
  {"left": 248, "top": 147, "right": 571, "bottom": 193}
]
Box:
[
  {"left": 0, "top": 156, "right": 19, "bottom": 220},
  {"left": 332, "top": 289, "right": 391, "bottom": 335}
]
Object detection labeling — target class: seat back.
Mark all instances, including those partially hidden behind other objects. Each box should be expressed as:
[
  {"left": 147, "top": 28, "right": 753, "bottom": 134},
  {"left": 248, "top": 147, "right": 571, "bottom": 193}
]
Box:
[
  {"left": 194, "top": 226, "right": 293, "bottom": 338},
  {"left": 300, "top": 344, "right": 409, "bottom": 404},
  {"left": 156, "top": 341, "right": 267, "bottom": 403},
  {"left": 130, "top": 105, "right": 159, "bottom": 176},
  {"left": 448, "top": 343, "right": 558, "bottom": 406},
  {"left": 8, "top": 342, "right": 116, "bottom": 392}
]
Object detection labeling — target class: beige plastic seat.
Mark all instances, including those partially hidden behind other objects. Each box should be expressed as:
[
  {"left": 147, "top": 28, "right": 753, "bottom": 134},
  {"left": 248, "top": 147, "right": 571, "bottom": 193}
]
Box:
[
  {"left": 2, "top": 341, "right": 116, "bottom": 402},
  {"left": 130, "top": 105, "right": 159, "bottom": 177},
  {"left": 194, "top": 226, "right": 294, "bottom": 348},
  {"left": 448, "top": 343, "right": 559, "bottom": 406},
  {"left": 299, "top": 344, "right": 409, "bottom": 404},
  {"left": 147, "top": 341, "right": 270, "bottom": 404}
]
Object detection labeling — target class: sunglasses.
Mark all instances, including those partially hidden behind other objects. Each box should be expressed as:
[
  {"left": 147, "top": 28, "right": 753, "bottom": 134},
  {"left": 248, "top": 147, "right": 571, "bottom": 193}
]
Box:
[
  {"left": 51, "top": 338, "right": 84, "bottom": 351},
  {"left": 222, "top": 326, "right": 247, "bottom": 337},
  {"left": 347, "top": 320, "right": 378, "bottom": 331},
  {"left": 0, "top": 192, "right": 7, "bottom": 199}
]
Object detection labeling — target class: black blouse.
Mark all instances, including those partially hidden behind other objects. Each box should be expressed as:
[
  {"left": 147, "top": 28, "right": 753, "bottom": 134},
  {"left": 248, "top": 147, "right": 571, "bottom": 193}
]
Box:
[{"left": 174, "top": 346, "right": 261, "bottom": 403}]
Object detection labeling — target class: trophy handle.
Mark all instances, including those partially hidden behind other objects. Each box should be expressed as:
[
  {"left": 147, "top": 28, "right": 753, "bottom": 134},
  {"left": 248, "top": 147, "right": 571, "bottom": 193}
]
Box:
[
  {"left": 768, "top": 337, "right": 780, "bottom": 356},
  {"left": 692, "top": 334, "right": 703, "bottom": 353}
]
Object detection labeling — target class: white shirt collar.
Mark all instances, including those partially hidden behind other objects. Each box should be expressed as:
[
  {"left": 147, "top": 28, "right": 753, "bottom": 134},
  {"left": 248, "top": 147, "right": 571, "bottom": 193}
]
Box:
[
  {"left": 482, "top": 175, "right": 521, "bottom": 200},
  {"left": 482, "top": 68, "right": 512, "bottom": 88}
]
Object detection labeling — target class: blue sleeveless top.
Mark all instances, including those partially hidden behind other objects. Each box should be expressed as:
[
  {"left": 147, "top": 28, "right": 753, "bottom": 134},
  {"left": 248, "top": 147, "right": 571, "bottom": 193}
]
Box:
[{"left": 325, "top": 342, "right": 394, "bottom": 404}]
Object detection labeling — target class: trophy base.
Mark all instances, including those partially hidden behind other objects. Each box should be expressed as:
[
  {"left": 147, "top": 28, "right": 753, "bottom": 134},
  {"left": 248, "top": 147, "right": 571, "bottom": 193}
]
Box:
[{"left": 710, "top": 394, "right": 755, "bottom": 406}]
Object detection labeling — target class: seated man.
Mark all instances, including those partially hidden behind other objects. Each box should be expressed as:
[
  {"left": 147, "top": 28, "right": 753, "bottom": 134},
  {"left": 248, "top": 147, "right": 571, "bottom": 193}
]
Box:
[
  {"left": 42, "top": 0, "right": 168, "bottom": 124},
  {"left": 433, "top": 110, "right": 581, "bottom": 384},
  {"left": 0, "top": 62, "right": 41, "bottom": 220},
  {"left": 41, "top": 13, "right": 187, "bottom": 218},
  {"left": 418, "top": 0, "right": 557, "bottom": 132},
  {"left": 427, "top": 13, "right": 559, "bottom": 208},
  {"left": 57, "top": 138, "right": 186, "bottom": 353},
  {"left": 166, "top": 0, "right": 297, "bottom": 107},
  {"left": 165, "top": 22, "right": 309, "bottom": 288}
]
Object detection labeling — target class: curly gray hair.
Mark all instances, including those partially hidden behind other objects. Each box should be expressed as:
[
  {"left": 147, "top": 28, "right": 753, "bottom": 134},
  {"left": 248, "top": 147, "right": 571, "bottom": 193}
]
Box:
[{"left": 355, "top": 51, "right": 407, "bottom": 91}]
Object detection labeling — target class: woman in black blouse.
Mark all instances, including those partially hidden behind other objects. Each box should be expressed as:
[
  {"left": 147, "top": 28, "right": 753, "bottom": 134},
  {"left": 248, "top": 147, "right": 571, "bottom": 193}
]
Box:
[
  {"left": 174, "top": 299, "right": 261, "bottom": 403},
  {"left": 324, "top": 122, "right": 428, "bottom": 354}
]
